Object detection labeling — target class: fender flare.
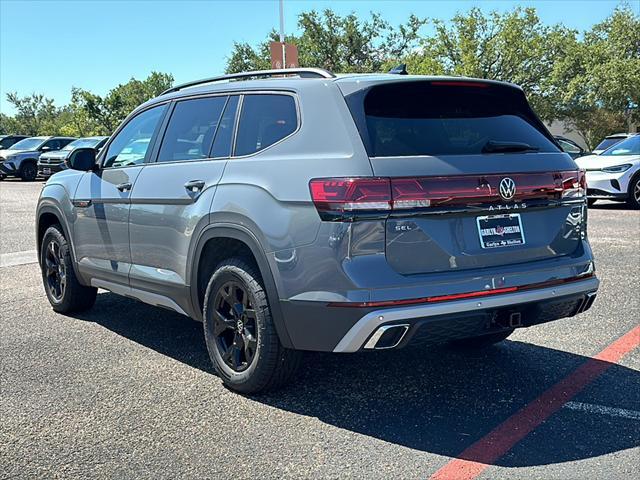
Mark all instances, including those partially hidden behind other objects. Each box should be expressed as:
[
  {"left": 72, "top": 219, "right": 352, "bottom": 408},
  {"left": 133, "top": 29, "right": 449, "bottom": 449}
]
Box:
[
  {"left": 36, "top": 203, "right": 83, "bottom": 280},
  {"left": 189, "top": 224, "right": 294, "bottom": 349}
]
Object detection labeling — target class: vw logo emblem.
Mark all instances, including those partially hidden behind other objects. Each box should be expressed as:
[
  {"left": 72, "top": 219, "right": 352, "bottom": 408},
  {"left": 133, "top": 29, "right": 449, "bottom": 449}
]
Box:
[{"left": 499, "top": 177, "right": 516, "bottom": 201}]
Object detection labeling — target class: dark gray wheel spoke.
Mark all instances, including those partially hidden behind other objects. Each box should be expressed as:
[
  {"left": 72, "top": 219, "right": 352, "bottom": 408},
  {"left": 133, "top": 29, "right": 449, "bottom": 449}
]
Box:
[
  {"left": 213, "top": 311, "right": 235, "bottom": 335},
  {"left": 244, "top": 308, "right": 256, "bottom": 320}
]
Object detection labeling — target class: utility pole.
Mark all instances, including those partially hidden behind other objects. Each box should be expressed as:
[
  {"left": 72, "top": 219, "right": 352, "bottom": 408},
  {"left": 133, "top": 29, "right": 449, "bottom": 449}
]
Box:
[{"left": 279, "top": 0, "right": 286, "bottom": 69}]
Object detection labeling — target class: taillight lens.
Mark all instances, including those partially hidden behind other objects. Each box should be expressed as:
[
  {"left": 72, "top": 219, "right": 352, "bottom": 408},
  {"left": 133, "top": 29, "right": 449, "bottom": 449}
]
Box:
[
  {"left": 560, "top": 170, "right": 586, "bottom": 198},
  {"left": 310, "top": 170, "right": 585, "bottom": 220},
  {"left": 309, "top": 178, "right": 392, "bottom": 217}
]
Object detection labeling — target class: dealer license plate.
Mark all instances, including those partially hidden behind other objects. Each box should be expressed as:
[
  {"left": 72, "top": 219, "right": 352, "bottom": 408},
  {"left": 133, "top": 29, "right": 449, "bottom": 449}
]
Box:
[{"left": 476, "top": 213, "right": 525, "bottom": 249}]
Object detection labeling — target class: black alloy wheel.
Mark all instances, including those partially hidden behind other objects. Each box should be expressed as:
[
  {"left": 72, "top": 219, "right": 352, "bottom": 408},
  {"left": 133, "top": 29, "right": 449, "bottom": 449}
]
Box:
[
  {"left": 44, "top": 239, "right": 66, "bottom": 302},
  {"left": 20, "top": 162, "right": 37, "bottom": 181},
  {"left": 212, "top": 280, "right": 259, "bottom": 372}
]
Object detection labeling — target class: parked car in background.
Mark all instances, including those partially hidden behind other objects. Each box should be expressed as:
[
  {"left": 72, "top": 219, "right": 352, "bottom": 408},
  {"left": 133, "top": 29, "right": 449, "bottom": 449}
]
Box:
[
  {"left": 0, "top": 136, "right": 76, "bottom": 180},
  {"left": 36, "top": 68, "right": 598, "bottom": 393},
  {"left": 592, "top": 133, "right": 636, "bottom": 154},
  {"left": 575, "top": 135, "right": 640, "bottom": 208},
  {"left": 554, "top": 135, "right": 587, "bottom": 159},
  {"left": 0, "top": 134, "right": 29, "bottom": 150},
  {"left": 38, "top": 136, "right": 109, "bottom": 179}
]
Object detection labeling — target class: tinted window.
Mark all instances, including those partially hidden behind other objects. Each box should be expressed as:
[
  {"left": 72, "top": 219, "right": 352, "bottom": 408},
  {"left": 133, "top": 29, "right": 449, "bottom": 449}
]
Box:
[
  {"left": 211, "top": 95, "right": 239, "bottom": 158},
  {"left": 357, "top": 82, "right": 558, "bottom": 157},
  {"left": 158, "top": 96, "right": 227, "bottom": 163},
  {"left": 601, "top": 136, "right": 639, "bottom": 156},
  {"left": 235, "top": 94, "right": 297, "bottom": 156},
  {"left": 43, "top": 139, "right": 62, "bottom": 150},
  {"left": 103, "top": 104, "right": 166, "bottom": 168}
]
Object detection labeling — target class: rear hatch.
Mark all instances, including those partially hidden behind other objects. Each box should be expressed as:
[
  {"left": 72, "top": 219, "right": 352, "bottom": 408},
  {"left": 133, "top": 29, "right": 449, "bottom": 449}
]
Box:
[{"left": 342, "top": 79, "right": 586, "bottom": 275}]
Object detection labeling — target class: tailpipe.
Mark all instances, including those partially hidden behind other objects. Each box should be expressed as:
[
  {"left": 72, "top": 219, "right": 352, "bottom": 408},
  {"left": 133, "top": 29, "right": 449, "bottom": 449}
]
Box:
[{"left": 364, "top": 324, "right": 410, "bottom": 350}]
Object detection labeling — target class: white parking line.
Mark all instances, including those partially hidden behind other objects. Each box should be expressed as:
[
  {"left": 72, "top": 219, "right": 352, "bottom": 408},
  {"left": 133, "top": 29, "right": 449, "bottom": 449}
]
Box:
[
  {"left": 0, "top": 250, "right": 38, "bottom": 268},
  {"left": 563, "top": 401, "right": 640, "bottom": 420}
]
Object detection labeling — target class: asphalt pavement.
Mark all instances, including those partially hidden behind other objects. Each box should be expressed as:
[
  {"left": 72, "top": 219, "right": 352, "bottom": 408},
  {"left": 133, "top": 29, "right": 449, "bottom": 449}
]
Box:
[{"left": 1, "top": 178, "right": 638, "bottom": 479}]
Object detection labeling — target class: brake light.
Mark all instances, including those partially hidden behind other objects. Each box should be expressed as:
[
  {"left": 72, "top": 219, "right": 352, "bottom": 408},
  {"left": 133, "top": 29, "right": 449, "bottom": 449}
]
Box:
[
  {"left": 310, "top": 170, "right": 585, "bottom": 220},
  {"left": 309, "top": 178, "right": 392, "bottom": 217},
  {"left": 430, "top": 81, "right": 490, "bottom": 88},
  {"left": 560, "top": 170, "right": 586, "bottom": 198}
]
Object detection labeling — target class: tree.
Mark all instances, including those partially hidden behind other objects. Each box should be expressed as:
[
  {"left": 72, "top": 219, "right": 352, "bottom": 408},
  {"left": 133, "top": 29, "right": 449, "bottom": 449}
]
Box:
[
  {"left": 3, "top": 93, "right": 59, "bottom": 135},
  {"left": 225, "top": 10, "right": 425, "bottom": 74},
  {"left": 72, "top": 72, "right": 174, "bottom": 134},
  {"left": 554, "top": 5, "right": 640, "bottom": 148},
  {"left": 407, "top": 7, "right": 577, "bottom": 121}
]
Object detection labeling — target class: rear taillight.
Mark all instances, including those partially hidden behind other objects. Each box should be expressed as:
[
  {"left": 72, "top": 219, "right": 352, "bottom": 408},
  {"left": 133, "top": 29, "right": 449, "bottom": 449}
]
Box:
[
  {"left": 309, "top": 178, "right": 392, "bottom": 218},
  {"left": 310, "top": 171, "right": 585, "bottom": 221},
  {"left": 560, "top": 170, "right": 586, "bottom": 199}
]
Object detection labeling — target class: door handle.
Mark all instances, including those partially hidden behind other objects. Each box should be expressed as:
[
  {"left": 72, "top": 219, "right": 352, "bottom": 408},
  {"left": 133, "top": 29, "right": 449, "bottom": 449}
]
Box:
[
  {"left": 184, "top": 180, "right": 205, "bottom": 193},
  {"left": 116, "top": 182, "right": 132, "bottom": 192}
]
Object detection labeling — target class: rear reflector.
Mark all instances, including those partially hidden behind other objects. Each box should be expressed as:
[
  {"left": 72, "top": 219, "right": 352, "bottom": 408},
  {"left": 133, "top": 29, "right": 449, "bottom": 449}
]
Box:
[
  {"left": 328, "top": 274, "right": 593, "bottom": 308},
  {"left": 310, "top": 171, "right": 585, "bottom": 220}
]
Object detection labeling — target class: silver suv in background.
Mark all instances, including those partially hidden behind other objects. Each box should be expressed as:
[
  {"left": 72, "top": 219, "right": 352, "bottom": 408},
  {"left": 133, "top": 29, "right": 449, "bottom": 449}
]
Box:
[
  {"left": 36, "top": 69, "right": 598, "bottom": 393},
  {"left": 38, "top": 136, "right": 109, "bottom": 179},
  {"left": 1, "top": 136, "right": 75, "bottom": 180}
]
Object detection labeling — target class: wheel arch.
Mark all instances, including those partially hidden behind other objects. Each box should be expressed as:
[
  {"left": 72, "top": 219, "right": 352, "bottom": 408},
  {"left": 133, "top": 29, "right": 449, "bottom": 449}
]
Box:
[
  {"left": 189, "top": 224, "right": 294, "bottom": 349},
  {"left": 36, "top": 203, "right": 81, "bottom": 279}
]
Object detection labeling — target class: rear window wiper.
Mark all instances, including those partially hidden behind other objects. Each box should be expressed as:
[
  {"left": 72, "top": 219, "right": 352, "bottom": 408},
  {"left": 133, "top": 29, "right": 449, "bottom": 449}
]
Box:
[{"left": 482, "top": 140, "right": 540, "bottom": 154}]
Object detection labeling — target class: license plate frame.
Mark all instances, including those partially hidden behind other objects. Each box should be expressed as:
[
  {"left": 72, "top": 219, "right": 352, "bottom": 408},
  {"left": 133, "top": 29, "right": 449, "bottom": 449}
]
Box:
[{"left": 476, "top": 213, "right": 525, "bottom": 249}]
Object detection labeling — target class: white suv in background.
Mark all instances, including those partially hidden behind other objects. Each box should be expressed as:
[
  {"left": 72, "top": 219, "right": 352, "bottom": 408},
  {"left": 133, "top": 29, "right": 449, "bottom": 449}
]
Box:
[{"left": 575, "top": 135, "right": 640, "bottom": 208}]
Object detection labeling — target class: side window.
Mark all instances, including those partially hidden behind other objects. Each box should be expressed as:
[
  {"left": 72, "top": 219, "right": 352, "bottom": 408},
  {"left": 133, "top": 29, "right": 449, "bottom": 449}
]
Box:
[
  {"left": 103, "top": 104, "right": 167, "bottom": 168},
  {"left": 43, "top": 139, "right": 60, "bottom": 151},
  {"left": 235, "top": 94, "right": 297, "bottom": 156},
  {"left": 211, "top": 95, "right": 239, "bottom": 158},
  {"left": 59, "top": 139, "right": 74, "bottom": 148},
  {"left": 157, "top": 96, "right": 227, "bottom": 163},
  {"left": 558, "top": 139, "right": 581, "bottom": 154}
]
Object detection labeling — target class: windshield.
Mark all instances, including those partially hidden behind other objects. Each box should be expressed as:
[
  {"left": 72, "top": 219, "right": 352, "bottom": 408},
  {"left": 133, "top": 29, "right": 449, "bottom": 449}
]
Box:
[
  {"left": 62, "top": 138, "right": 103, "bottom": 150},
  {"left": 8, "top": 137, "right": 46, "bottom": 151},
  {"left": 594, "top": 137, "right": 624, "bottom": 151},
  {"left": 356, "top": 82, "right": 558, "bottom": 157},
  {"left": 601, "top": 136, "right": 639, "bottom": 156}
]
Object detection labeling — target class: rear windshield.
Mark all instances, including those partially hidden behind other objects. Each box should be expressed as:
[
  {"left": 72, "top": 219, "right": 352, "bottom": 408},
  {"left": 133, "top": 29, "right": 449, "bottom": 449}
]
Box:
[{"left": 350, "top": 81, "right": 558, "bottom": 157}]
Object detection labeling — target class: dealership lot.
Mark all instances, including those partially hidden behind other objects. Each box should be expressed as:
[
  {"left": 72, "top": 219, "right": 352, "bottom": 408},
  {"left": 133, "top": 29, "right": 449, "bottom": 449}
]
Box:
[{"left": 1, "top": 179, "right": 638, "bottom": 479}]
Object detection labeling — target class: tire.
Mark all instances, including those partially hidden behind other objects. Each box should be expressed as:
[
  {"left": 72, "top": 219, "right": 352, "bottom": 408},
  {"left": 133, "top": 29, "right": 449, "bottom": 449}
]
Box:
[
  {"left": 203, "top": 258, "right": 302, "bottom": 394},
  {"left": 587, "top": 198, "right": 597, "bottom": 207},
  {"left": 626, "top": 174, "right": 640, "bottom": 209},
  {"left": 19, "top": 161, "right": 37, "bottom": 181},
  {"left": 41, "top": 224, "right": 97, "bottom": 313},
  {"left": 449, "top": 329, "right": 514, "bottom": 349}
]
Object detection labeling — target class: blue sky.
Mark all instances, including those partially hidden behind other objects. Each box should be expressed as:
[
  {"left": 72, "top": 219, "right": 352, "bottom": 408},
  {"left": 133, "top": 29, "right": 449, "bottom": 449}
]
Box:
[{"left": 0, "top": 0, "right": 630, "bottom": 114}]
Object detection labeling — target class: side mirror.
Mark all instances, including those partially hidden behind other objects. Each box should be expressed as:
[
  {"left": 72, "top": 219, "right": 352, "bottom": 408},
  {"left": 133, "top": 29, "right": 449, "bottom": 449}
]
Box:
[
  {"left": 40, "top": 146, "right": 52, "bottom": 152},
  {"left": 66, "top": 148, "right": 97, "bottom": 171}
]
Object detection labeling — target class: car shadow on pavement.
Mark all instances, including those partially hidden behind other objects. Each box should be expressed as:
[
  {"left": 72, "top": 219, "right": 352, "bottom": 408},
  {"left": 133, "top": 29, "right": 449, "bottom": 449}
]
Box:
[{"left": 79, "top": 291, "right": 640, "bottom": 469}]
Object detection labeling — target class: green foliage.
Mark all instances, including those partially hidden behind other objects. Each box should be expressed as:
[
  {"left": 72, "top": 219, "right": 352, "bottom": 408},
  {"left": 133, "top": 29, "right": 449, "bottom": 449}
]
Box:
[
  {"left": 224, "top": 10, "right": 426, "bottom": 74},
  {"left": 2, "top": 6, "right": 638, "bottom": 150},
  {"left": 1, "top": 72, "right": 173, "bottom": 137}
]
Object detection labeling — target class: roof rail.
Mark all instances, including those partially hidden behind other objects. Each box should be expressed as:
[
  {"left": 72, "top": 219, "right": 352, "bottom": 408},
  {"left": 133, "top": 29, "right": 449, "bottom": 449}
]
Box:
[{"left": 161, "top": 68, "right": 336, "bottom": 95}]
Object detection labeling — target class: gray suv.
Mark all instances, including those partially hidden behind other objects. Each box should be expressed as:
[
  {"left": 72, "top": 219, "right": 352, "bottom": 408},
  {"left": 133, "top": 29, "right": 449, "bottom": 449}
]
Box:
[{"left": 36, "top": 68, "right": 599, "bottom": 393}]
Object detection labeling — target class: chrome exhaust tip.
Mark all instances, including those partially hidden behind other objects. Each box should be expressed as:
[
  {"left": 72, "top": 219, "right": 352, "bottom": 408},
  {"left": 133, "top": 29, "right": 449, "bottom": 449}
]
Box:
[{"left": 364, "top": 324, "right": 410, "bottom": 350}]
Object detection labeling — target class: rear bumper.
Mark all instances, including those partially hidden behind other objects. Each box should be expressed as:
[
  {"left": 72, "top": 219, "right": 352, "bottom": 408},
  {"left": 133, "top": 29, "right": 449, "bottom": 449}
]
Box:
[{"left": 280, "top": 277, "right": 599, "bottom": 352}]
